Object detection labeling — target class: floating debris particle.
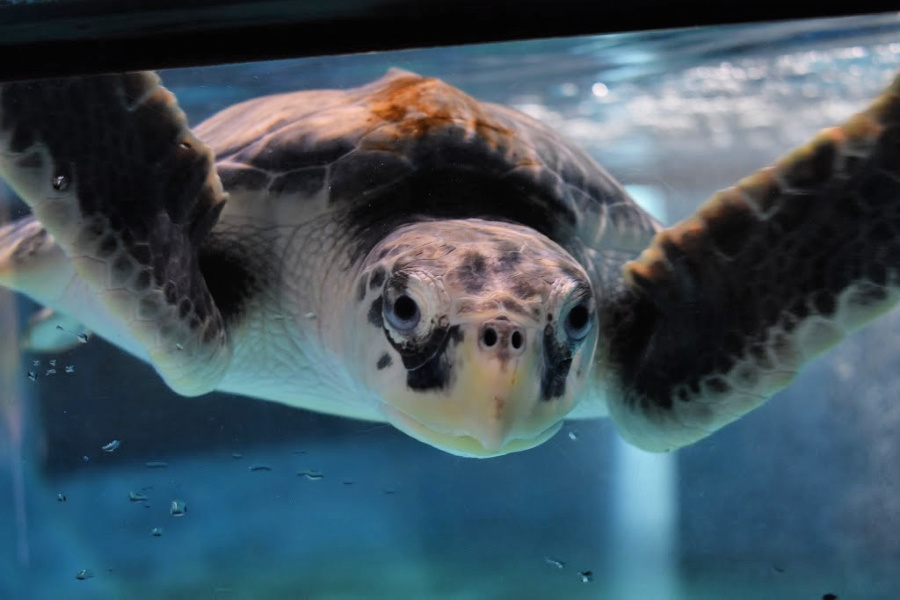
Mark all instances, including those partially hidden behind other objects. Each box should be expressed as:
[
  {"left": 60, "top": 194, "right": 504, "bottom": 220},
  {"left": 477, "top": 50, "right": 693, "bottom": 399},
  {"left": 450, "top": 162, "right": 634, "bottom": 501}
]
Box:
[
  {"left": 297, "top": 470, "right": 323, "bottom": 481},
  {"left": 52, "top": 175, "right": 69, "bottom": 192},
  {"left": 342, "top": 481, "right": 355, "bottom": 486},
  {"left": 568, "top": 431, "right": 578, "bottom": 441},
  {"left": 544, "top": 556, "right": 565, "bottom": 569},
  {"left": 32, "top": 359, "right": 40, "bottom": 367},
  {"left": 49, "top": 359, "right": 57, "bottom": 367},
  {"left": 579, "top": 571, "right": 593, "bottom": 583},
  {"left": 145, "top": 461, "right": 168, "bottom": 469},
  {"left": 65, "top": 365, "right": 75, "bottom": 373},
  {"left": 384, "top": 488, "right": 396, "bottom": 495},
  {"left": 75, "top": 569, "right": 93, "bottom": 580},
  {"left": 27, "top": 371, "right": 37, "bottom": 382},
  {"left": 150, "top": 527, "right": 163, "bottom": 537},
  {"left": 82, "top": 455, "right": 90, "bottom": 462},
  {"left": 170, "top": 499, "right": 187, "bottom": 517},
  {"left": 292, "top": 450, "right": 307, "bottom": 455},
  {"left": 249, "top": 464, "right": 272, "bottom": 472},
  {"left": 101, "top": 440, "right": 120, "bottom": 453},
  {"left": 822, "top": 595, "right": 838, "bottom": 600},
  {"left": 128, "top": 491, "right": 148, "bottom": 502},
  {"left": 771, "top": 565, "right": 785, "bottom": 574},
  {"left": 175, "top": 343, "right": 184, "bottom": 351},
  {"left": 231, "top": 453, "right": 243, "bottom": 459},
  {"left": 45, "top": 368, "right": 57, "bottom": 376},
  {"left": 305, "top": 312, "right": 317, "bottom": 320},
  {"left": 77, "top": 333, "right": 89, "bottom": 343},
  {"left": 57, "top": 493, "right": 67, "bottom": 502}
]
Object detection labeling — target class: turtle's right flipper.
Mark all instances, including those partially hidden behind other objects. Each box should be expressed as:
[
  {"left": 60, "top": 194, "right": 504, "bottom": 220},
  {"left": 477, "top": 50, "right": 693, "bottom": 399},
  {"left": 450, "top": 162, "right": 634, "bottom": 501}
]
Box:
[
  {"left": 0, "top": 72, "right": 231, "bottom": 395},
  {"left": 603, "top": 71, "right": 900, "bottom": 452}
]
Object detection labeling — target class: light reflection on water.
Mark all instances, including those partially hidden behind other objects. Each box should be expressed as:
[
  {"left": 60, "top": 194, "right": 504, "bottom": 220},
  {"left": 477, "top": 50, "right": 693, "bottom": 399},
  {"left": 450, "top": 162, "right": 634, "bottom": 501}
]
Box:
[{"left": 1, "top": 10, "right": 900, "bottom": 600}]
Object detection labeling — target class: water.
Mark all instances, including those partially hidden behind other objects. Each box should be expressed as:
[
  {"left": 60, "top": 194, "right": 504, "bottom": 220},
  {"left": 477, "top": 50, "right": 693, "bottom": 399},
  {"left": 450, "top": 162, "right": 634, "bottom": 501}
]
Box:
[{"left": 2, "top": 11, "right": 900, "bottom": 600}]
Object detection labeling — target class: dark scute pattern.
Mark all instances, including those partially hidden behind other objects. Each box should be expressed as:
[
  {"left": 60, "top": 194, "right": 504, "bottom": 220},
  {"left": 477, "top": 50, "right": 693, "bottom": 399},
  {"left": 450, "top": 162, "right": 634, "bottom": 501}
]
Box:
[
  {"left": 201, "top": 71, "right": 644, "bottom": 262},
  {"left": 269, "top": 168, "right": 327, "bottom": 197},
  {"left": 232, "top": 133, "right": 354, "bottom": 171},
  {"left": 218, "top": 165, "right": 271, "bottom": 191},
  {"left": 376, "top": 353, "right": 392, "bottom": 370},
  {"left": 0, "top": 72, "right": 227, "bottom": 341},
  {"left": 540, "top": 323, "right": 575, "bottom": 400},
  {"left": 367, "top": 296, "right": 384, "bottom": 328},
  {"left": 369, "top": 266, "right": 386, "bottom": 289},
  {"left": 459, "top": 251, "right": 488, "bottom": 293},
  {"left": 610, "top": 95, "right": 900, "bottom": 412},
  {"left": 388, "top": 323, "right": 455, "bottom": 371},
  {"left": 329, "top": 151, "right": 414, "bottom": 202},
  {"left": 344, "top": 168, "right": 577, "bottom": 263},
  {"left": 403, "top": 325, "right": 462, "bottom": 391}
]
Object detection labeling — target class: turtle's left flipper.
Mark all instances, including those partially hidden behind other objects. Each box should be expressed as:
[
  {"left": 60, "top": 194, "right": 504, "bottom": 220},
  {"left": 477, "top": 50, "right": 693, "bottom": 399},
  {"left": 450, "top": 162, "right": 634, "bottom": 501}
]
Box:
[
  {"left": 601, "top": 72, "right": 900, "bottom": 452},
  {"left": 0, "top": 72, "right": 230, "bottom": 395}
]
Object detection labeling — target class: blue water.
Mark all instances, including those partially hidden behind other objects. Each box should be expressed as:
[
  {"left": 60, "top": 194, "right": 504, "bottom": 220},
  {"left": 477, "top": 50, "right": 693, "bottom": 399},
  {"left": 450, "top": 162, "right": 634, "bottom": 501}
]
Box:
[{"left": 2, "top": 11, "right": 900, "bottom": 600}]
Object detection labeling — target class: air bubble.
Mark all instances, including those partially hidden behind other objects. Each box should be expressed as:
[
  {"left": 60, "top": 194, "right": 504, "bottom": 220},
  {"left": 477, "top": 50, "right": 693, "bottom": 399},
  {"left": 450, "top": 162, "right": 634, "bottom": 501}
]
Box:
[
  {"left": 75, "top": 569, "right": 93, "bottom": 580},
  {"left": 170, "top": 499, "right": 187, "bottom": 517},
  {"left": 52, "top": 175, "right": 69, "bottom": 191},
  {"left": 27, "top": 372, "right": 36, "bottom": 382},
  {"left": 297, "top": 469, "right": 323, "bottom": 481},
  {"left": 128, "top": 491, "right": 148, "bottom": 502},
  {"left": 151, "top": 527, "right": 163, "bottom": 537},
  {"left": 101, "top": 439, "right": 120, "bottom": 453},
  {"left": 544, "top": 556, "right": 565, "bottom": 569},
  {"left": 65, "top": 365, "right": 75, "bottom": 373},
  {"left": 579, "top": 571, "right": 593, "bottom": 583}
]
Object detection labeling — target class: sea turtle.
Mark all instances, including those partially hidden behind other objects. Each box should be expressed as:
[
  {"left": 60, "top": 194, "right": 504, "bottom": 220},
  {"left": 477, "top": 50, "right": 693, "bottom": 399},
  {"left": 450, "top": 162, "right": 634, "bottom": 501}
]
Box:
[{"left": 1, "top": 68, "right": 899, "bottom": 458}]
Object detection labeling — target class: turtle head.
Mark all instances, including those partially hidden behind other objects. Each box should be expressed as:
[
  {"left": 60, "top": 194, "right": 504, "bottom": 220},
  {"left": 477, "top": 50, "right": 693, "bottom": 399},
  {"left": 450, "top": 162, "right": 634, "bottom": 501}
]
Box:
[{"left": 351, "top": 218, "right": 597, "bottom": 458}]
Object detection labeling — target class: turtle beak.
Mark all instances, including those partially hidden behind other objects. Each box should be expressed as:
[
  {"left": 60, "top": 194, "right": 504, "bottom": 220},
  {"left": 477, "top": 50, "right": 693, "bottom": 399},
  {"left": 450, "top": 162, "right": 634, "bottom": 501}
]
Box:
[
  {"left": 382, "top": 317, "right": 573, "bottom": 457},
  {"left": 455, "top": 320, "right": 541, "bottom": 452}
]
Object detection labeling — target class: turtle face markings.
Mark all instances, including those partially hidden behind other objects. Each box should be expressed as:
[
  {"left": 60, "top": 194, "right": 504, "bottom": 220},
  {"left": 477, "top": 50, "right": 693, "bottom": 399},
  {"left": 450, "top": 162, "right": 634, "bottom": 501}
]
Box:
[
  {"left": 350, "top": 218, "right": 597, "bottom": 458},
  {"left": 540, "top": 284, "right": 595, "bottom": 400},
  {"left": 367, "top": 296, "right": 384, "bottom": 327}
]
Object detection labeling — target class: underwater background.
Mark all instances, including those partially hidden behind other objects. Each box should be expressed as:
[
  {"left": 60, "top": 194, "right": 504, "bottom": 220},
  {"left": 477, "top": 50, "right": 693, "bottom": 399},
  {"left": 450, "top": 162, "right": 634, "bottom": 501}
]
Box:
[{"left": 1, "top": 10, "right": 900, "bottom": 600}]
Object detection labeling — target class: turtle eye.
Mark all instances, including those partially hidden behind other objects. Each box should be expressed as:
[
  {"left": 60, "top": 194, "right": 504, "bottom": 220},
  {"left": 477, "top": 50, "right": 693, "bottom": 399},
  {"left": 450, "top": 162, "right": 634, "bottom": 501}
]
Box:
[
  {"left": 563, "top": 302, "right": 591, "bottom": 341},
  {"left": 385, "top": 294, "right": 421, "bottom": 332}
]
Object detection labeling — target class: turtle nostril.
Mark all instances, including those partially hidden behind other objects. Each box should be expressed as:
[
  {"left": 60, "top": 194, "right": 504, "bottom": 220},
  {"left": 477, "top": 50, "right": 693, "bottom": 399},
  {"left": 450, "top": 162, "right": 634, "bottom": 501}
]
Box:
[
  {"left": 482, "top": 327, "right": 498, "bottom": 347},
  {"left": 511, "top": 330, "right": 523, "bottom": 349}
]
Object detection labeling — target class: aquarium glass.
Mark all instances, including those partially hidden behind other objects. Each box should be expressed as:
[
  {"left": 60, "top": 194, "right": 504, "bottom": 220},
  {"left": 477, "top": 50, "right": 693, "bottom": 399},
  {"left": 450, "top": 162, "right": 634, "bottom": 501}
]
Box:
[{"left": 1, "top": 11, "right": 900, "bottom": 600}]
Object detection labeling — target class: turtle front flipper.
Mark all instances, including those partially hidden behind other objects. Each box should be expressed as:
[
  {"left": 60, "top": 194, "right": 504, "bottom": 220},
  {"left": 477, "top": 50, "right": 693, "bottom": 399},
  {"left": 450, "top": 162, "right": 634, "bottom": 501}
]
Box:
[
  {"left": 601, "top": 71, "right": 900, "bottom": 452},
  {"left": 0, "top": 72, "right": 230, "bottom": 395}
]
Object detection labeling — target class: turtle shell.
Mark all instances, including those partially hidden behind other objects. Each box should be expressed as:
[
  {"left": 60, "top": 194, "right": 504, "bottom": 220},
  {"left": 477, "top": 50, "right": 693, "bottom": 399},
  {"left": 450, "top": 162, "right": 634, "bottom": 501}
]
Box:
[{"left": 194, "top": 69, "right": 660, "bottom": 265}]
